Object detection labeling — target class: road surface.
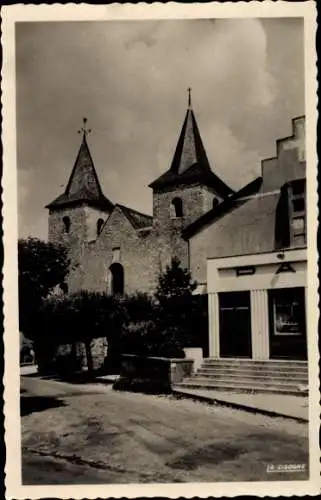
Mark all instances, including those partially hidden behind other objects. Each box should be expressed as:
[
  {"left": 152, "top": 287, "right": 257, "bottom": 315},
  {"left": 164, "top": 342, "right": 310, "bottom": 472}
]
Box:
[{"left": 21, "top": 375, "right": 309, "bottom": 484}]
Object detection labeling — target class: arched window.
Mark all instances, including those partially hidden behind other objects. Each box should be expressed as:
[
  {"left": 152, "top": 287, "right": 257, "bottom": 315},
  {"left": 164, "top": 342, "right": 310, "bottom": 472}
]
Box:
[
  {"left": 109, "top": 263, "right": 124, "bottom": 295},
  {"left": 212, "top": 197, "right": 219, "bottom": 209},
  {"left": 97, "top": 218, "right": 104, "bottom": 236},
  {"left": 171, "top": 197, "right": 183, "bottom": 218},
  {"left": 62, "top": 216, "right": 71, "bottom": 234}
]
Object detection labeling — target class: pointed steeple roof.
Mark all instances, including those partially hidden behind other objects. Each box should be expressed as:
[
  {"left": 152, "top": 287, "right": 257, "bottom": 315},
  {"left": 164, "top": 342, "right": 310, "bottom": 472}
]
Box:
[
  {"left": 46, "top": 119, "right": 114, "bottom": 211},
  {"left": 149, "top": 90, "right": 234, "bottom": 198}
]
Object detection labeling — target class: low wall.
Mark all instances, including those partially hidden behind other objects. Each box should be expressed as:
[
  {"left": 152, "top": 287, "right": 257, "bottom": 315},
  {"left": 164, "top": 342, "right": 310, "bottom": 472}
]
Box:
[
  {"left": 183, "top": 347, "right": 203, "bottom": 372},
  {"left": 117, "top": 354, "right": 194, "bottom": 392}
]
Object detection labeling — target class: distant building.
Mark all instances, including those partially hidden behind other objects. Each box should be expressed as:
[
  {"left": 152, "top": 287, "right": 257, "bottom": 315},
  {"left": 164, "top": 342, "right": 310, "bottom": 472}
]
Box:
[{"left": 46, "top": 99, "right": 306, "bottom": 360}]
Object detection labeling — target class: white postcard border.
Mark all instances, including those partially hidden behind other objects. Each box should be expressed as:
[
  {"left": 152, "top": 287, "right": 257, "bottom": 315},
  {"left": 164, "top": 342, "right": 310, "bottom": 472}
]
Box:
[{"left": 2, "top": 2, "right": 319, "bottom": 498}]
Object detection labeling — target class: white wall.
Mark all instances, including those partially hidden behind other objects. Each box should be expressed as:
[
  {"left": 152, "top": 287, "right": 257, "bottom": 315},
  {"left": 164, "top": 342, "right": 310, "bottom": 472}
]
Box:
[{"left": 207, "top": 249, "right": 307, "bottom": 359}]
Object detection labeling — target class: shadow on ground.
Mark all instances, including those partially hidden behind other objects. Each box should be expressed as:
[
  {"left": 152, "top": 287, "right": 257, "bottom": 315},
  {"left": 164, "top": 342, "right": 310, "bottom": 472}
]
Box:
[
  {"left": 20, "top": 395, "right": 66, "bottom": 417},
  {"left": 23, "top": 370, "right": 111, "bottom": 385},
  {"left": 168, "top": 442, "right": 241, "bottom": 470}
]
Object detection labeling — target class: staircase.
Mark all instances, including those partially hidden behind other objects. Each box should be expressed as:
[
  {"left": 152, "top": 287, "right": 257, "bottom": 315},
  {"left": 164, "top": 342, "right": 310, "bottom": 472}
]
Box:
[{"left": 174, "top": 358, "right": 309, "bottom": 396}]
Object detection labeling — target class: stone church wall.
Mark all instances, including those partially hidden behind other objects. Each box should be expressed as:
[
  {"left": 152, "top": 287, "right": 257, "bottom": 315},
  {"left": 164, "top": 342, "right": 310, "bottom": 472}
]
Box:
[
  {"left": 153, "top": 183, "right": 219, "bottom": 229},
  {"left": 151, "top": 183, "right": 218, "bottom": 275},
  {"left": 81, "top": 207, "right": 157, "bottom": 295},
  {"left": 48, "top": 205, "right": 87, "bottom": 292}
]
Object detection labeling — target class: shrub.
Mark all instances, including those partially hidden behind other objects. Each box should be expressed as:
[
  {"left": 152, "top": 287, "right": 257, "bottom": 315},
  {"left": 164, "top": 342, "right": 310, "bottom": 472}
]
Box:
[
  {"left": 119, "top": 319, "right": 185, "bottom": 359},
  {"left": 33, "top": 292, "right": 115, "bottom": 374},
  {"left": 54, "top": 350, "right": 83, "bottom": 378}
]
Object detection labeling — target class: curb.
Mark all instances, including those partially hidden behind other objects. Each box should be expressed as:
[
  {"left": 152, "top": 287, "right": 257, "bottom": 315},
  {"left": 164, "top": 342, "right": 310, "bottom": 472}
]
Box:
[{"left": 171, "top": 389, "right": 308, "bottom": 423}]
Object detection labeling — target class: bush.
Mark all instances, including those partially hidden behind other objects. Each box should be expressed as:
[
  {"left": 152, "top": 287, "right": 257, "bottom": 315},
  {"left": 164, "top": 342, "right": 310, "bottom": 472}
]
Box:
[
  {"left": 119, "top": 319, "right": 185, "bottom": 359},
  {"left": 121, "top": 292, "right": 156, "bottom": 323},
  {"left": 30, "top": 272, "right": 204, "bottom": 377},
  {"left": 54, "top": 351, "right": 83, "bottom": 378},
  {"left": 33, "top": 292, "right": 117, "bottom": 374}
]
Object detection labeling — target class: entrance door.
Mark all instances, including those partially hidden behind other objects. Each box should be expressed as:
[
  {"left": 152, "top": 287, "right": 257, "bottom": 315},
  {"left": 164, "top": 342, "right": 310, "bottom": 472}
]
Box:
[
  {"left": 219, "top": 291, "right": 252, "bottom": 358},
  {"left": 109, "top": 263, "right": 124, "bottom": 295},
  {"left": 268, "top": 287, "right": 307, "bottom": 360}
]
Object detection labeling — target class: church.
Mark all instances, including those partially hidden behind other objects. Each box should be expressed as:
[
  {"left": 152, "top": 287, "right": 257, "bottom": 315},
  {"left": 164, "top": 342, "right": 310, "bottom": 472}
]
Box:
[
  {"left": 46, "top": 93, "right": 236, "bottom": 295},
  {"left": 46, "top": 95, "right": 307, "bottom": 363}
]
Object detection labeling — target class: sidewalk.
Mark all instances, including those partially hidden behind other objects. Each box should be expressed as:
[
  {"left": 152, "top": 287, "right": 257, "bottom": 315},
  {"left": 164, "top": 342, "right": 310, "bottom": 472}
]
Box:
[
  {"left": 20, "top": 365, "right": 120, "bottom": 385},
  {"left": 95, "top": 374, "right": 120, "bottom": 384},
  {"left": 20, "top": 364, "right": 38, "bottom": 376},
  {"left": 172, "top": 387, "right": 309, "bottom": 422}
]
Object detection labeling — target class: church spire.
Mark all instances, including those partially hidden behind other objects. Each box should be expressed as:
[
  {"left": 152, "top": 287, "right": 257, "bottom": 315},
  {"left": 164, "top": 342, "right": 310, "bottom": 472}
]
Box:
[
  {"left": 46, "top": 119, "right": 113, "bottom": 211},
  {"left": 149, "top": 92, "right": 234, "bottom": 199}
]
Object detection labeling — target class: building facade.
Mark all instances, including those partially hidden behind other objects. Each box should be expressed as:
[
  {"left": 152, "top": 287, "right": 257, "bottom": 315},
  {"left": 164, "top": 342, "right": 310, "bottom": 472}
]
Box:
[{"left": 202, "top": 117, "right": 307, "bottom": 360}]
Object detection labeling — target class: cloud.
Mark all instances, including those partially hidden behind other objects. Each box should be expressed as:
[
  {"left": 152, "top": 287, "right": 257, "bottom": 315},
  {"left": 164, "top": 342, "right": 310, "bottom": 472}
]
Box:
[{"left": 16, "top": 18, "right": 304, "bottom": 239}]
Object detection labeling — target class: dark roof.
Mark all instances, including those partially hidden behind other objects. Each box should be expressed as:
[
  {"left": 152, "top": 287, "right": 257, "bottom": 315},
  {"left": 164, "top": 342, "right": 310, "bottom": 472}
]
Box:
[
  {"left": 183, "top": 177, "right": 263, "bottom": 240},
  {"left": 193, "top": 187, "right": 306, "bottom": 260},
  {"left": 149, "top": 106, "right": 234, "bottom": 198},
  {"left": 204, "top": 192, "right": 281, "bottom": 259},
  {"left": 117, "top": 204, "right": 153, "bottom": 230},
  {"left": 46, "top": 134, "right": 114, "bottom": 211}
]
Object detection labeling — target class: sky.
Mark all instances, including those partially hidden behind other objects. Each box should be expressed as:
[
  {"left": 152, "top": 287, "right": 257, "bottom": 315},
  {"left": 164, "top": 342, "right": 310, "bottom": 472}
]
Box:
[{"left": 16, "top": 17, "right": 305, "bottom": 240}]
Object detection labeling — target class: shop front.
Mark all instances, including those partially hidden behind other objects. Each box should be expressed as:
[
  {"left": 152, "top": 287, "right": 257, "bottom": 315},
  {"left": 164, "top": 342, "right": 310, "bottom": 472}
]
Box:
[
  {"left": 207, "top": 249, "right": 307, "bottom": 360},
  {"left": 268, "top": 287, "right": 307, "bottom": 360}
]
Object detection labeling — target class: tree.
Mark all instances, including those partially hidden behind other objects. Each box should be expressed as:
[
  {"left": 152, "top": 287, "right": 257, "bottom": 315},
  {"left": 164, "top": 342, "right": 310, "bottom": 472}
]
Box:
[
  {"left": 18, "top": 237, "right": 70, "bottom": 337},
  {"left": 155, "top": 257, "right": 197, "bottom": 304},
  {"left": 155, "top": 258, "right": 198, "bottom": 350}
]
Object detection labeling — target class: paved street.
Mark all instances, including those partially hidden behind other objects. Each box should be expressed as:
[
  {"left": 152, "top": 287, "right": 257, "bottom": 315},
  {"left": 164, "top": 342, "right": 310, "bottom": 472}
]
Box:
[{"left": 21, "top": 376, "right": 309, "bottom": 484}]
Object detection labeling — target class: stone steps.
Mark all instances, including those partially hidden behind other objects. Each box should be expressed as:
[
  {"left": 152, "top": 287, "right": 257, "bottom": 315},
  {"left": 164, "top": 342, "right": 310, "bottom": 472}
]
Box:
[
  {"left": 203, "top": 359, "right": 307, "bottom": 368},
  {"left": 197, "top": 366, "right": 308, "bottom": 377},
  {"left": 193, "top": 371, "right": 308, "bottom": 383},
  {"left": 174, "top": 359, "right": 308, "bottom": 396},
  {"left": 174, "top": 380, "right": 308, "bottom": 396}
]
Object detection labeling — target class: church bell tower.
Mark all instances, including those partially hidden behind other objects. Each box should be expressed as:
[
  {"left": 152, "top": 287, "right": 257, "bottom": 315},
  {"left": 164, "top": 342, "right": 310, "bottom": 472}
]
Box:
[
  {"left": 149, "top": 90, "right": 234, "bottom": 270},
  {"left": 46, "top": 118, "right": 114, "bottom": 290}
]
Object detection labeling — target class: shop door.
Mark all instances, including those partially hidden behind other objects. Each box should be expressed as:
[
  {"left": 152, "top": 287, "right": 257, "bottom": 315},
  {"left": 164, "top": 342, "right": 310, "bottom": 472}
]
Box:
[
  {"left": 268, "top": 287, "right": 307, "bottom": 360},
  {"left": 219, "top": 291, "right": 252, "bottom": 358}
]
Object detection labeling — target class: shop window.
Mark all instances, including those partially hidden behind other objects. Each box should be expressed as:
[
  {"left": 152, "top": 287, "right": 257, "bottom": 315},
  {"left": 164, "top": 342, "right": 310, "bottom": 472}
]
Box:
[
  {"left": 62, "top": 216, "right": 71, "bottom": 234},
  {"left": 270, "top": 288, "right": 305, "bottom": 336}
]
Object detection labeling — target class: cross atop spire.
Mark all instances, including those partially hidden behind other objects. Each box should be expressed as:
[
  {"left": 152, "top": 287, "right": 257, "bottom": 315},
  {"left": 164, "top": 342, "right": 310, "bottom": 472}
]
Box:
[
  {"left": 78, "top": 117, "right": 91, "bottom": 139},
  {"left": 45, "top": 119, "right": 113, "bottom": 212},
  {"left": 187, "top": 87, "right": 192, "bottom": 108},
  {"left": 149, "top": 93, "right": 234, "bottom": 199}
]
